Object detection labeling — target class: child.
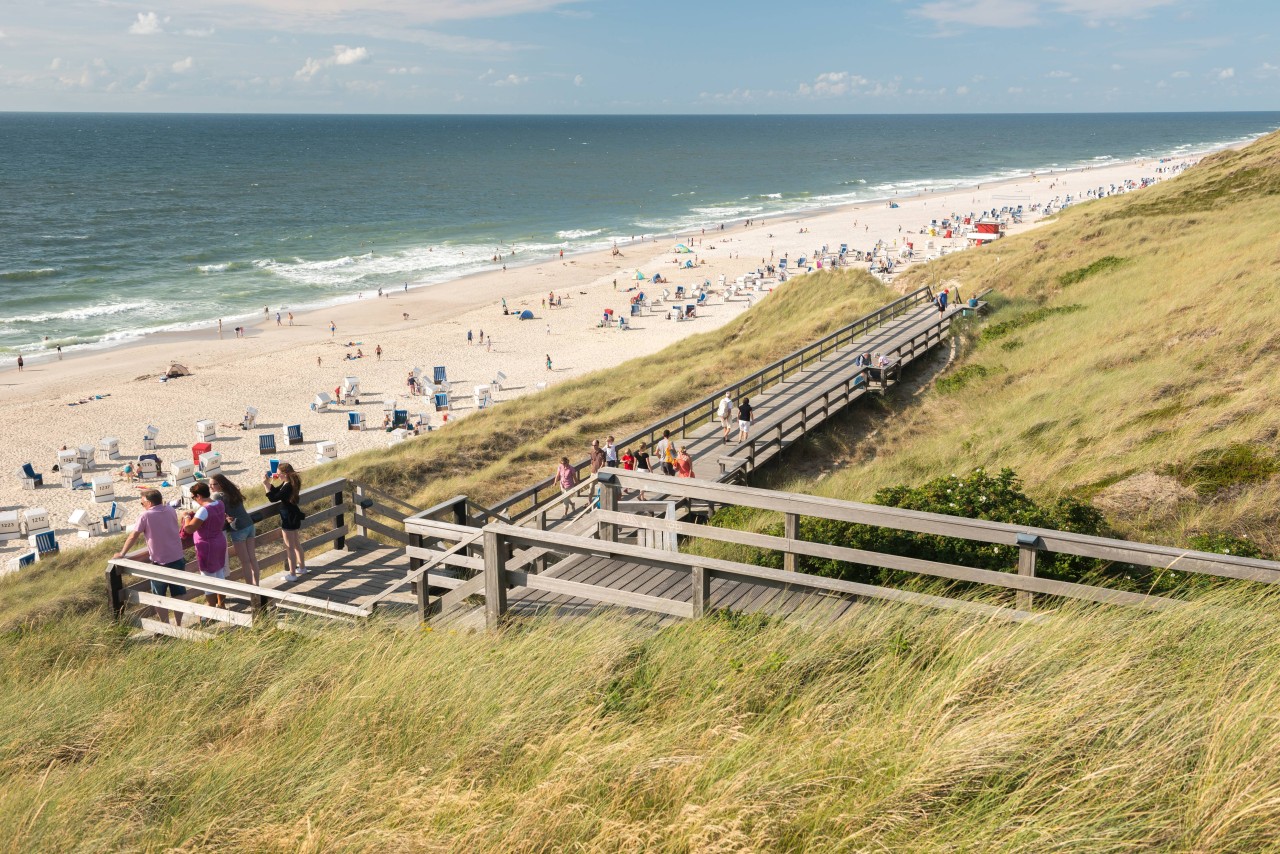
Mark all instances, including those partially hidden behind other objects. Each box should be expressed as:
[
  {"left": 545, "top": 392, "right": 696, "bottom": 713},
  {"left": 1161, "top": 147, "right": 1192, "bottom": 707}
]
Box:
[{"left": 621, "top": 448, "right": 635, "bottom": 471}]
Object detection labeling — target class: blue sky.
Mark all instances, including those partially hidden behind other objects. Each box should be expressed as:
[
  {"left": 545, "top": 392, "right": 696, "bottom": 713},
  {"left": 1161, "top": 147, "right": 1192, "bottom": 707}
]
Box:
[{"left": 1, "top": 0, "right": 1277, "bottom": 113}]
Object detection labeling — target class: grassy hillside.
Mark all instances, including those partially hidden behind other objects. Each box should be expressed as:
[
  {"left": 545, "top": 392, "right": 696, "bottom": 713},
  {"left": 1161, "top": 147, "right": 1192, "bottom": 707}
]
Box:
[
  {"left": 6, "top": 134, "right": 1280, "bottom": 852},
  {"left": 6, "top": 593, "right": 1280, "bottom": 850},
  {"left": 754, "top": 132, "right": 1280, "bottom": 554},
  {"left": 0, "top": 270, "right": 891, "bottom": 631}
]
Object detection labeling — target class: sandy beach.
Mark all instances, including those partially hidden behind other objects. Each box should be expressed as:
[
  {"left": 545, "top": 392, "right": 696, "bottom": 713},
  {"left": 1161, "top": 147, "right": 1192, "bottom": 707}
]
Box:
[{"left": 0, "top": 149, "right": 1214, "bottom": 558}]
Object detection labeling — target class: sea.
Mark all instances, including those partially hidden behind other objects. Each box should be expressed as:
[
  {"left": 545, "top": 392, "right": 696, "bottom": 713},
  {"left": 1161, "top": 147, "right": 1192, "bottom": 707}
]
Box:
[{"left": 2, "top": 112, "right": 1278, "bottom": 361}]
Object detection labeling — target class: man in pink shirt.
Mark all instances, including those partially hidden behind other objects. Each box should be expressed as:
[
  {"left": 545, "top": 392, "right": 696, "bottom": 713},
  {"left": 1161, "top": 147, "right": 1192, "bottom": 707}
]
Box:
[{"left": 115, "top": 488, "right": 188, "bottom": 626}]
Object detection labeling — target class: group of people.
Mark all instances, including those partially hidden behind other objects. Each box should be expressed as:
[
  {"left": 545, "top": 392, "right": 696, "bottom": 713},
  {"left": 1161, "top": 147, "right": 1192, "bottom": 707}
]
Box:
[
  {"left": 113, "top": 464, "right": 309, "bottom": 627},
  {"left": 553, "top": 391, "right": 759, "bottom": 504}
]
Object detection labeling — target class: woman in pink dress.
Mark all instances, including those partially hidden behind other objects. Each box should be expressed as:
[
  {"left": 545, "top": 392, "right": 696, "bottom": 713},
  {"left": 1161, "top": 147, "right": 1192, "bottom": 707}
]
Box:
[{"left": 181, "top": 481, "right": 229, "bottom": 609}]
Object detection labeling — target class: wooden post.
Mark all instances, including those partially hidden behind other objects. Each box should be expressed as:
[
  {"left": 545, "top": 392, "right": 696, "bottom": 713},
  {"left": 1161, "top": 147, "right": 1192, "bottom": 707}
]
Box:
[
  {"left": 1017, "top": 544, "right": 1038, "bottom": 612},
  {"left": 452, "top": 497, "right": 468, "bottom": 528},
  {"left": 784, "top": 513, "right": 799, "bottom": 574},
  {"left": 415, "top": 576, "right": 430, "bottom": 624},
  {"left": 483, "top": 528, "right": 507, "bottom": 630},
  {"left": 535, "top": 511, "right": 548, "bottom": 574},
  {"left": 598, "top": 474, "right": 618, "bottom": 542},
  {"left": 105, "top": 562, "right": 124, "bottom": 618},
  {"left": 333, "top": 489, "right": 346, "bottom": 550},
  {"left": 354, "top": 484, "right": 368, "bottom": 537},
  {"left": 691, "top": 565, "right": 710, "bottom": 616}
]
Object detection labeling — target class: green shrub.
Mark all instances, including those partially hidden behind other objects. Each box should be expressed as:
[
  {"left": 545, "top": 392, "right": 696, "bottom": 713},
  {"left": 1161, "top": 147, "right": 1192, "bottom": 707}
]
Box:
[
  {"left": 1161, "top": 443, "right": 1280, "bottom": 496},
  {"left": 1058, "top": 256, "right": 1128, "bottom": 286},
  {"left": 980, "top": 304, "right": 1084, "bottom": 343},
  {"left": 1187, "top": 531, "right": 1266, "bottom": 559},
  {"left": 935, "top": 364, "right": 989, "bottom": 394}
]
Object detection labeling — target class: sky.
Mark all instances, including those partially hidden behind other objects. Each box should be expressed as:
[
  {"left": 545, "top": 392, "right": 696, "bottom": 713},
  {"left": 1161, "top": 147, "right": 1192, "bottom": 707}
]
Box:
[{"left": 0, "top": 0, "right": 1277, "bottom": 113}]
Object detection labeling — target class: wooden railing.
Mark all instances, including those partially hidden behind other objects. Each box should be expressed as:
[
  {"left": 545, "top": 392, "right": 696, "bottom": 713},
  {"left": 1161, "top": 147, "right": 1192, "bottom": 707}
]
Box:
[
  {"left": 487, "top": 286, "right": 937, "bottom": 521},
  {"left": 427, "top": 470, "right": 1280, "bottom": 631},
  {"left": 105, "top": 477, "right": 360, "bottom": 637}
]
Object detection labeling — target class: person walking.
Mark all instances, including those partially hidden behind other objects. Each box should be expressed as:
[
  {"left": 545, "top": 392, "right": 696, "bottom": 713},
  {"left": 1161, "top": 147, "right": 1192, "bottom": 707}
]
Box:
[
  {"left": 546, "top": 354, "right": 553, "bottom": 371},
  {"left": 265, "top": 462, "right": 306, "bottom": 581},
  {"left": 656, "top": 429, "right": 677, "bottom": 475},
  {"left": 375, "top": 344, "right": 383, "bottom": 361},
  {"left": 737, "top": 397, "right": 754, "bottom": 443},
  {"left": 180, "top": 482, "right": 229, "bottom": 609},
  {"left": 589, "top": 439, "right": 606, "bottom": 474},
  {"left": 717, "top": 391, "right": 736, "bottom": 443},
  {"left": 115, "top": 488, "right": 188, "bottom": 626},
  {"left": 556, "top": 456, "right": 579, "bottom": 510},
  {"left": 211, "top": 473, "right": 259, "bottom": 586}
]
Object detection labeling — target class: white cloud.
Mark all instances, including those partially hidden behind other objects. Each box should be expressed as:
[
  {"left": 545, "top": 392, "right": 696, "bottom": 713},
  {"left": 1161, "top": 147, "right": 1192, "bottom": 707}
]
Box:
[
  {"left": 1259, "top": 62, "right": 1280, "bottom": 78},
  {"left": 955, "top": 85, "right": 970, "bottom": 94},
  {"left": 1053, "top": 0, "right": 1176, "bottom": 21},
  {"left": 183, "top": 27, "right": 216, "bottom": 37},
  {"left": 1171, "top": 70, "right": 1190, "bottom": 78},
  {"left": 796, "top": 71, "right": 898, "bottom": 99},
  {"left": 387, "top": 66, "right": 423, "bottom": 75},
  {"left": 493, "top": 73, "right": 527, "bottom": 86},
  {"left": 1047, "top": 69, "right": 1071, "bottom": 78},
  {"left": 1007, "top": 86, "right": 1024, "bottom": 93},
  {"left": 129, "top": 12, "right": 164, "bottom": 35},
  {"left": 1110, "top": 63, "right": 1124, "bottom": 70},
  {"left": 914, "top": 0, "right": 1039, "bottom": 29},
  {"left": 573, "top": 73, "right": 584, "bottom": 86},
  {"left": 1216, "top": 66, "right": 1235, "bottom": 79},
  {"left": 294, "top": 44, "right": 370, "bottom": 80},
  {"left": 51, "top": 57, "right": 63, "bottom": 71},
  {"left": 172, "top": 56, "right": 195, "bottom": 73}
]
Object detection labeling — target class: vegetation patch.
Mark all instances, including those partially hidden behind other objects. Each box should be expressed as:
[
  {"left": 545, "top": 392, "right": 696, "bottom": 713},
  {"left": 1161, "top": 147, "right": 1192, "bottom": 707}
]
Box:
[
  {"left": 979, "top": 304, "right": 1085, "bottom": 343},
  {"left": 935, "top": 364, "right": 990, "bottom": 394},
  {"left": 1160, "top": 443, "right": 1280, "bottom": 496},
  {"left": 1057, "top": 256, "right": 1128, "bottom": 286},
  {"left": 1187, "top": 531, "right": 1266, "bottom": 559}
]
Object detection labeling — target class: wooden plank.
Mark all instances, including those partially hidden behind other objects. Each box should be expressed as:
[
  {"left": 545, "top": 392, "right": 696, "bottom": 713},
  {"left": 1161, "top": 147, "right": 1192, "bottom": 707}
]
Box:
[
  {"left": 353, "top": 512, "right": 413, "bottom": 544},
  {"left": 126, "top": 589, "right": 255, "bottom": 627},
  {"left": 362, "top": 499, "right": 410, "bottom": 523},
  {"left": 593, "top": 510, "right": 1177, "bottom": 611},
  {"left": 507, "top": 569, "right": 694, "bottom": 618},
  {"left": 404, "top": 547, "right": 485, "bottom": 571},
  {"left": 135, "top": 616, "right": 215, "bottom": 641},
  {"left": 486, "top": 523, "right": 1033, "bottom": 623},
  {"left": 111, "top": 555, "right": 369, "bottom": 617},
  {"left": 258, "top": 526, "right": 350, "bottom": 572}
]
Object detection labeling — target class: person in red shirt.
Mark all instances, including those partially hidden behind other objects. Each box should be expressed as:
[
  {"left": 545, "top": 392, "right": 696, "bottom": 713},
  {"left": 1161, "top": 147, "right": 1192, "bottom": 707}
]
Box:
[{"left": 621, "top": 449, "right": 635, "bottom": 471}]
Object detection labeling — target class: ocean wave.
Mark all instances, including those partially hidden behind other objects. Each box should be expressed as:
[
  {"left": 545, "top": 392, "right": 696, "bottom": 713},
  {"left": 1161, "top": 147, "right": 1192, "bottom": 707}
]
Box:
[
  {"left": 556, "top": 228, "right": 604, "bottom": 240},
  {"left": 0, "top": 267, "right": 59, "bottom": 281},
  {"left": 198, "top": 262, "right": 231, "bottom": 273},
  {"left": 0, "top": 300, "right": 157, "bottom": 326}
]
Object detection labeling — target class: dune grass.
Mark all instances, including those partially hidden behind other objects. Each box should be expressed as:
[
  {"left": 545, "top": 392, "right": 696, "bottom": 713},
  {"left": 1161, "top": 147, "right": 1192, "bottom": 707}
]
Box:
[
  {"left": 7, "top": 593, "right": 1280, "bottom": 851},
  {"left": 742, "top": 131, "right": 1280, "bottom": 554}
]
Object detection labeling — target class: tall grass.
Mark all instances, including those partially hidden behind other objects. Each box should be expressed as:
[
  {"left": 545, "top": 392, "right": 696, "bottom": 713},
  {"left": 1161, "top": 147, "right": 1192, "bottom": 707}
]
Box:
[{"left": 6, "top": 594, "right": 1280, "bottom": 850}]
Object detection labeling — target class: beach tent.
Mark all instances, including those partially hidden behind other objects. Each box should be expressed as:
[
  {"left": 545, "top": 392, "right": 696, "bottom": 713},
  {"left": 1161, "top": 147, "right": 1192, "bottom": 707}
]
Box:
[
  {"left": 635, "top": 270, "right": 646, "bottom": 280},
  {"left": 673, "top": 243, "right": 692, "bottom": 253},
  {"left": 165, "top": 363, "right": 191, "bottom": 378},
  {"left": 518, "top": 309, "right": 534, "bottom": 320}
]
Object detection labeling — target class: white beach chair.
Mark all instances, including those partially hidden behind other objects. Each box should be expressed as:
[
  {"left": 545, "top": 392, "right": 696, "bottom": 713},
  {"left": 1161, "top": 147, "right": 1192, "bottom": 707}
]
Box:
[
  {"left": 386, "top": 428, "right": 410, "bottom": 447},
  {"left": 491, "top": 370, "right": 508, "bottom": 391},
  {"left": 243, "top": 406, "right": 259, "bottom": 429},
  {"left": 198, "top": 451, "right": 222, "bottom": 477},
  {"left": 91, "top": 475, "right": 115, "bottom": 504},
  {"left": 57, "top": 448, "right": 78, "bottom": 469},
  {"left": 314, "top": 440, "right": 338, "bottom": 465},
  {"left": 22, "top": 507, "right": 50, "bottom": 535},
  {"left": 313, "top": 391, "right": 333, "bottom": 412},
  {"left": 96, "top": 437, "right": 121, "bottom": 464},
  {"left": 68, "top": 508, "right": 104, "bottom": 539},
  {"left": 0, "top": 510, "right": 20, "bottom": 542},
  {"left": 195, "top": 419, "right": 217, "bottom": 442},
  {"left": 143, "top": 424, "right": 160, "bottom": 450},
  {"left": 170, "top": 459, "right": 196, "bottom": 486},
  {"left": 137, "top": 457, "right": 159, "bottom": 479},
  {"left": 60, "top": 462, "right": 84, "bottom": 489},
  {"left": 341, "top": 376, "right": 361, "bottom": 404},
  {"left": 77, "top": 444, "right": 96, "bottom": 469},
  {"left": 473, "top": 385, "right": 492, "bottom": 410}
]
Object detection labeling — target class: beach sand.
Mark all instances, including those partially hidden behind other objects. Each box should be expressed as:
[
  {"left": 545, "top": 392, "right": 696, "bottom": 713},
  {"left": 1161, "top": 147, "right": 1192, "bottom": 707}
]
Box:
[{"left": 0, "top": 151, "right": 1211, "bottom": 557}]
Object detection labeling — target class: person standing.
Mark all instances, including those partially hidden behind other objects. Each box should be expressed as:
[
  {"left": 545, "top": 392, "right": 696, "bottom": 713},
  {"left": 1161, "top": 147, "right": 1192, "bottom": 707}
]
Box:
[
  {"left": 16, "top": 355, "right": 23, "bottom": 373},
  {"left": 675, "top": 447, "right": 695, "bottom": 478},
  {"left": 180, "top": 482, "right": 229, "bottom": 609},
  {"left": 737, "top": 398, "right": 754, "bottom": 443},
  {"left": 375, "top": 344, "right": 383, "bottom": 361},
  {"left": 115, "top": 488, "right": 188, "bottom": 626},
  {"left": 265, "top": 462, "right": 306, "bottom": 581},
  {"left": 329, "top": 321, "right": 336, "bottom": 337},
  {"left": 211, "top": 473, "right": 259, "bottom": 586},
  {"left": 603, "top": 435, "right": 619, "bottom": 467},
  {"left": 589, "top": 439, "right": 606, "bottom": 474},
  {"left": 656, "top": 429, "right": 677, "bottom": 475},
  {"left": 717, "top": 392, "right": 736, "bottom": 443}
]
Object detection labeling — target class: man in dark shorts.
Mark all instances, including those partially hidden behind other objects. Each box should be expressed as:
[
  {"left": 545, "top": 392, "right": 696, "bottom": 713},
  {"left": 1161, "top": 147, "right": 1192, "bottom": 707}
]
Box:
[{"left": 115, "top": 488, "right": 188, "bottom": 627}]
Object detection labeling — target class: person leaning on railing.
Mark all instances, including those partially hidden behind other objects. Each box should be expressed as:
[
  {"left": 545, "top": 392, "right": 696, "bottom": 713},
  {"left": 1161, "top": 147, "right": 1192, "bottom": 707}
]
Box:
[
  {"left": 211, "top": 473, "right": 260, "bottom": 586},
  {"left": 114, "top": 488, "right": 188, "bottom": 627}
]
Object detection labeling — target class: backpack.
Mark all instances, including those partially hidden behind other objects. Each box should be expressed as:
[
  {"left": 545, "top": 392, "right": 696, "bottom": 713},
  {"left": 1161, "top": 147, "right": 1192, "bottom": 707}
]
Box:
[
  {"left": 663, "top": 441, "right": 677, "bottom": 463},
  {"left": 717, "top": 397, "right": 732, "bottom": 417}
]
